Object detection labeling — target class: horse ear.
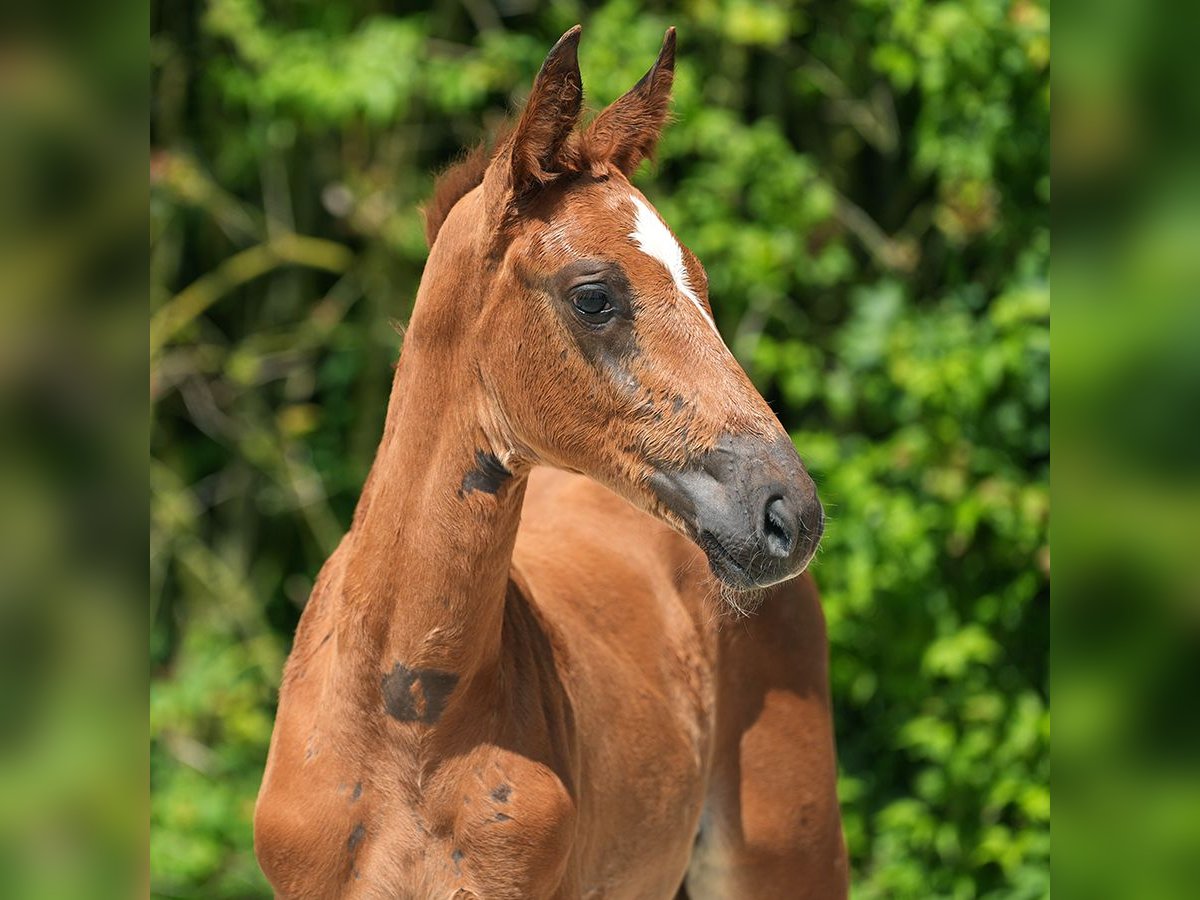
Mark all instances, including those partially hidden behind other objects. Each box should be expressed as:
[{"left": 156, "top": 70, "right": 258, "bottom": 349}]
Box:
[
  {"left": 507, "top": 26, "right": 584, "bottom": 194},
  {"left": 583, "top": 28, "right": 676, "bottom": 177}
]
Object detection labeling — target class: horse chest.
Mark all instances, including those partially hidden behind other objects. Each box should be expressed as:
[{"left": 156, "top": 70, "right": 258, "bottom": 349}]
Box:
[
  {"left": 257, "top": 698, "right": 579, "bottom": 899},
  {"left": 257, "top": 523, "right": 718, "bottom": 898}
]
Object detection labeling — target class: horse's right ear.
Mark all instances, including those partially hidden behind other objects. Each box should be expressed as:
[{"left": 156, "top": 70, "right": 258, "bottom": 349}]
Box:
[
  {"left": 505, "top": 26, "right": 584, "bottom": 196},
  {"left": 582, "top": 28, "right": 675, "bottom": 177}
]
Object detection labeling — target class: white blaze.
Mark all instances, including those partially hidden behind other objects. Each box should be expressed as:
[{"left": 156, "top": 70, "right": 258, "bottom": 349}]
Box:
[{"left": 628, "top": 195, "right": 719, "bottom": 335}]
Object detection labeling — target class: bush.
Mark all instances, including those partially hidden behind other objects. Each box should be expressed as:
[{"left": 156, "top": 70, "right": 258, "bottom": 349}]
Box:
[{"left": 150, "top": 1, "right": 1049, "bottom": 896}]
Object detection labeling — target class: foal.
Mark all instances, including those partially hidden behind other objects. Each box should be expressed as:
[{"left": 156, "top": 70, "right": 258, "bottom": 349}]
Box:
[{"left": 255, "top": 27, "right": 847, "bottom": 899}]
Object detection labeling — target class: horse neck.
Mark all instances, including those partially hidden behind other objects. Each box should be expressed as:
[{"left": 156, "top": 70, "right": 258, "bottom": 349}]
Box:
[{"left": 338, "top": 324, "right": 525, "bottom": 684}]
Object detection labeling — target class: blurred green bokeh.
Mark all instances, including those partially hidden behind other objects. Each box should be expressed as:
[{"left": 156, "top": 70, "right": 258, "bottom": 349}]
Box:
[
  {"left": 149, "top": 1, "right": 1049, "bottom": 897},
  {"left": 1054, "top": 0, "right": 1200, "bottom": 897},
  {"left": 1, "top": 1, "right": 146, "bottom": 897}
]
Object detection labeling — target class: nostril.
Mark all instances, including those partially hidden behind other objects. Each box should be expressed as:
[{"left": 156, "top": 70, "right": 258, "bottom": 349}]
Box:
[{"left": 762, "top": 495, "right": 795, "bottom": 559}]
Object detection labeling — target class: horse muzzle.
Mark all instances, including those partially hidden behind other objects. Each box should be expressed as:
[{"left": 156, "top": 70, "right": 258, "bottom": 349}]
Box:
[{"left": 648, "top": 432, "right": 824, "bottom": 590}]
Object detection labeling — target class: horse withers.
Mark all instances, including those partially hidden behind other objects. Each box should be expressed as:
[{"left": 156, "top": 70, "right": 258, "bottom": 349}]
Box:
[{"left": 254, "top": 26, "right": 847, "bottom": 899}]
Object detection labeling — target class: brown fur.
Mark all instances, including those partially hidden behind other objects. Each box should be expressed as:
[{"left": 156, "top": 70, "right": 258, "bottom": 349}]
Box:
[{"left": 256, "top": 27, "right": 847, "bottom": 899}]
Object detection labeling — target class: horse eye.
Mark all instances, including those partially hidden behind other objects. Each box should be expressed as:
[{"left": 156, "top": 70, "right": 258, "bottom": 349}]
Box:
[{"left": 571, "top": 286, "right": 614, "bottom": 320}]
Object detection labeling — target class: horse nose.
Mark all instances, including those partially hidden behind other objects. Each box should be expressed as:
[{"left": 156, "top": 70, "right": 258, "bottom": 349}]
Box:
[
  {"left": 760, "top": 495, "right": 797, "bottom": 559},
  {"left": 758, "top": 484, "right": 823, "bottom": 566}
]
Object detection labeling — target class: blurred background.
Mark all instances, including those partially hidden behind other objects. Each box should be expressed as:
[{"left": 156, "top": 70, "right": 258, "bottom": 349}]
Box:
[
  {"left": 148, "top": 1, "right": 1049, "bottom": 897},
  {"left": 1, "top": 0, "right": 146, "bottom": 898},
  {"left": 1053, "top": 0, "right": 1200, "bottom": 897}
]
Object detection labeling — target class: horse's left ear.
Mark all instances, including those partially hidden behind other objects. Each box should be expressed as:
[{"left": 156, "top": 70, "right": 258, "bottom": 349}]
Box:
[
  {"left": 507, "top": 25, "right": 584, "bottom": 195},
  {"left": 583, "top": 28, "right": 676, "bottom": 177}
]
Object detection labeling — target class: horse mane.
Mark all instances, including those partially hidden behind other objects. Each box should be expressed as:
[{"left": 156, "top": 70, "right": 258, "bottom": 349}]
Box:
[{"left": 422, "top": 136, "right": 495, "bottom": 248}]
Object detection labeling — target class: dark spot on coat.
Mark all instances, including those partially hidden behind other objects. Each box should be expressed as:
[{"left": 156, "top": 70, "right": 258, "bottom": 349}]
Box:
[
  {"left": 452, "top": 849, "right": 465, "bottom": 873},
  {"left": 347, "top": 823, "right": 366, "bottom": 852},
  {"left": 459, "top": 449, "right": 511, "bottom": 496},
  {"left": 490, "top": 784, "right": 511, "bottom": 803},
  {"left": 381, "top": 663, "right": 460, "bottom": 724},
  {"left": 350, "top": 782, "right": 363, "bottom": 802},
  {"left": 494, "top": 812, "right": 511, "bottom": 822},
  {"left": 672, "top": 394, "right": 686, "bottom": 414}
]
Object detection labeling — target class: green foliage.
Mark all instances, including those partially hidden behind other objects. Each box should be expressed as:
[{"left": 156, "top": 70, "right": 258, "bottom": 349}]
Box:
[{"left": 150, "top": 1, "right": 1049, "bottom": 897}]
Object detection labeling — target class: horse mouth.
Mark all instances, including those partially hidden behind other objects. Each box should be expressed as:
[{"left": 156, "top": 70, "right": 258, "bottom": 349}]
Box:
[{"left": 697, "top": 530, "right": 757, "bottom": 590}]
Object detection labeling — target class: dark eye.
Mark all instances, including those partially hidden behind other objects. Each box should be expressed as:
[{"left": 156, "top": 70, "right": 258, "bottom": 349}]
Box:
[{"left": 571, "top": 285, "right": 615, "bottom": 322}]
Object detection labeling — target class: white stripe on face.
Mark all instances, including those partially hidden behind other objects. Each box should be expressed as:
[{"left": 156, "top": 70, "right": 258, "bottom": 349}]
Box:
[{"left": 628, "top": 195, "right": 719, "bottom": 335}]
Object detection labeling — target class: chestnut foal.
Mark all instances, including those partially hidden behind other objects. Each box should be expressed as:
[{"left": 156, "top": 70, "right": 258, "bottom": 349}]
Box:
[{"left": 254, "top": 27, "right": 847, "bottom": 899}]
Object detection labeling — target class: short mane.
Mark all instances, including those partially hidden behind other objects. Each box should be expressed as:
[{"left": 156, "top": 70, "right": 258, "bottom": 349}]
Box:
[{"left": 422, "top": 138, "right": 494, "bottom": 248}]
